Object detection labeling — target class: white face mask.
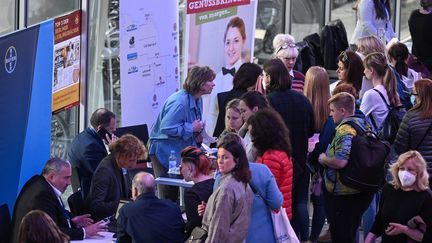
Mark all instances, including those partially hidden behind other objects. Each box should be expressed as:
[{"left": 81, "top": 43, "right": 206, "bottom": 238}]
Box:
[{"left": 398, "top": 170, "right": 416, "bottom": 187}]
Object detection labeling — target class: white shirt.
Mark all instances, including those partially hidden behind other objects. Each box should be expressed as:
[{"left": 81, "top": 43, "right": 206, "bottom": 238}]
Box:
[{"left": 360, "top": 84, "right": 390, "bottom": 131}]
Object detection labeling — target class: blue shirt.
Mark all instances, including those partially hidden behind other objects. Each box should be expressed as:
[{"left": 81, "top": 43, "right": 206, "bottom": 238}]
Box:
[{"left": 149, "top": 90, "right": 202, "bottom": 168}]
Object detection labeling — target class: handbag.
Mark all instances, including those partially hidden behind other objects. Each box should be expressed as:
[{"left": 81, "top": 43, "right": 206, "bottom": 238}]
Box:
[
  {"left": 186, "top": 227, "right": 207, "bottom": 243},
  {"left": 270, "top": 208, "right": 300, "bottom": 243}
]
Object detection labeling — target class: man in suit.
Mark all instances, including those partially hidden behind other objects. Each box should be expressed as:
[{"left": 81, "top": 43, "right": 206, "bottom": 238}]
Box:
[
  {"left": 117, "top": 172, "right": 184, "bottom": 243},
  {"left": 11, "top": 158, "right": 107, "bottom": 242},
  {"left": 68, "top": 108, "right": 117, "bottom": 198}
]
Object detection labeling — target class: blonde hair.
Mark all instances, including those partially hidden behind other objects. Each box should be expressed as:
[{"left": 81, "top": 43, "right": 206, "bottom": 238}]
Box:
[
  {"left": 304, "top": 66, "right": 331, "bottom": 132},
  {"left": 272, "top": 34, "right": 299, "bottom": 58},
  {"left": 357, "top": 35, "right": 385, "bottom": 56},
  {"left": 390, "top": 151, "right": 429, "bottom": 191},
  {"left": 328, "top": 92, "right": 355, "bottom": 115}
]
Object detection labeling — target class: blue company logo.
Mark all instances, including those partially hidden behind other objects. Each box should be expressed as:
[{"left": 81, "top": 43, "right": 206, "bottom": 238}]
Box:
[
  {"left": 127, "top": 52, "right": 138, "bottom": 61},
  {"left": 5, "top": 46, "right": 17, "bottom": 74},
  {"left": 128, "top": 66, "right": 138, "bottom": 74},
  {"left": 126, "top": 24, "right": 137, "bottom": 32}
]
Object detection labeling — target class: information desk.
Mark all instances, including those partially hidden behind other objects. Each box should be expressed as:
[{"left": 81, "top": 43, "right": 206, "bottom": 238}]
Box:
[
  {"left": 71, "top": 232, "right": 115, "bottom": 243},
  {"left": 155, "top": 173, "right": 194, "bottom": 205}
]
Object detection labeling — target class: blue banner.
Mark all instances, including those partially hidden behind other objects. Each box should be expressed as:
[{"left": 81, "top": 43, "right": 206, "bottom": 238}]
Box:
[{"left": 0, "top": 20, "right": 53, "bottom": 212}]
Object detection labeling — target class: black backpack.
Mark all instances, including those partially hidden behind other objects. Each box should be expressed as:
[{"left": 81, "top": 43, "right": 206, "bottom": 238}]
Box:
[
  {"left": 369, "top": 89, "right": 406, "bottom": 144},
  {"left": 338, "top": 121, "right": 390, "bottom": 192}
]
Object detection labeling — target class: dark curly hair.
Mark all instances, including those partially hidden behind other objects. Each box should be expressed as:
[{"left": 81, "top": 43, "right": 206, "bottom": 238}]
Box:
[
  {"left": 247, "top": 108, "right": 292, "bottom": 157},
  {"left": 217, "top": 140, "right": 251, "bottom": 184}
]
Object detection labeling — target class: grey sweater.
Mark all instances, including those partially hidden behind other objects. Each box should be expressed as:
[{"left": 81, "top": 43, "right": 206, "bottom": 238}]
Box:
[{"left": 202, "top": 173, "right": 253, "bottom": 243}]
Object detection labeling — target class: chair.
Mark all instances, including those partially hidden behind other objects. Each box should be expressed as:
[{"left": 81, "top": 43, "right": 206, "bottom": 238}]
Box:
[
  {"left": 0, "top": 204, "right": 11, "bottom": 243},
  {"left": 67, "top": 190, "right": 85, "bottom": 216}
]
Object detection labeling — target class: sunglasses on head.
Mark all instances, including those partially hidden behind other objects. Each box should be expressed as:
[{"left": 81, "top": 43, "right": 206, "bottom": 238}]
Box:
[
  {"left": 341, "top": 51, "right": 349, "bottom": 63},
  {"left": 276, "top": 42, "right": 297, "bottom": 54}
]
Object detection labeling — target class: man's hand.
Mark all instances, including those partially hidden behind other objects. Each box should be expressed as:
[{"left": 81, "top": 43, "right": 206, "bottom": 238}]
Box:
[
  {"left": 84, "top": 220, "right": 108, "bottom": 238},
  {"left": 71, "top": 214, "right": 93, "bottom": 227},
  {"left": 106, "top": 133, "right": 118, "bottom": 145}
]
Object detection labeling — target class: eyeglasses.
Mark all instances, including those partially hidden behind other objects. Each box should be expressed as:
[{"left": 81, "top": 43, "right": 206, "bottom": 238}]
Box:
[{"left": 276, "top": 42, "right": 297, "bottom": 54}]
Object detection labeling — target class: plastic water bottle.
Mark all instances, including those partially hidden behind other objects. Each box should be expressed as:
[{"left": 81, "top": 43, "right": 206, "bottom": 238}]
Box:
[{"left": 168, "top": 150, "right": 177, "bottom": 174}]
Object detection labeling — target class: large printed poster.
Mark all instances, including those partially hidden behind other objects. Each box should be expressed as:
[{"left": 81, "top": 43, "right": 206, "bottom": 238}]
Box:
[
  {"left": 120, "top": 0, "right": 179, "bottom": 128},
  {"left": 184, "top": 0, "right": 258, "bottom": 136},
  {"left": 52, "top": 10, "right": 81, "bottom": 113}
]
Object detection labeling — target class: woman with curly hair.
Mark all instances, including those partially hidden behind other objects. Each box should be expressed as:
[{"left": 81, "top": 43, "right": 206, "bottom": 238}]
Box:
[{"left": 248, "top": 108, "right": 293, "bottom": 219}]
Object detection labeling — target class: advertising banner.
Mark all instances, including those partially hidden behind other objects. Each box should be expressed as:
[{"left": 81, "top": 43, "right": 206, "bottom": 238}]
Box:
[
  {"left": 0, "top": 21, "right": 53, "bottom": 211},
  {"left": 52, "top": 10, "right": 81, "bottom": 113},
  {"left": 184, "top": 0, "right": 257, "bottom": 136},
  {"left": 119, "top": 0, "right": 180, "bottom": 129}
]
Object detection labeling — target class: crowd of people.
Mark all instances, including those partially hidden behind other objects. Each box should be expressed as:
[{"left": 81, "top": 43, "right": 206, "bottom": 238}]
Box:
[{"left": 8, "top": 0, "right": 432, "bottom": 243}]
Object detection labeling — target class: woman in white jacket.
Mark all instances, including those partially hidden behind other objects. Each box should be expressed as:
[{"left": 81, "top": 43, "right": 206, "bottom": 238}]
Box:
[{"left": 351, "top": 0, "right": 396, "bottom": 45}]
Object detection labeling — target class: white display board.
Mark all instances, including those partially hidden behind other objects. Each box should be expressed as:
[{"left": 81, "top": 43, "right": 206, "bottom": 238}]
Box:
[{"left": 119, "top": 0, "right": 179, "bottom": 129}]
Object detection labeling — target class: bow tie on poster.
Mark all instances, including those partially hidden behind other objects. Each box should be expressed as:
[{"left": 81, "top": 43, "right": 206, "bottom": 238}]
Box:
[{"left": 222, "top": 67, "right": 236, "bottom": 76}]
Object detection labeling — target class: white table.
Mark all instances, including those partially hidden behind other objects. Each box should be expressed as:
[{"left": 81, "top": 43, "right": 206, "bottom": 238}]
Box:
[
  {"left": 155, "top": 174, "right": 194, "bottom": 205},
  {"left": 71, "top": 232, "right": 115, "bottom": 243}
]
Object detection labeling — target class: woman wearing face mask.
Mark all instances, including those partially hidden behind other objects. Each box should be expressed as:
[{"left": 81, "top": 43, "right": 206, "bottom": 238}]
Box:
[
  {"left": 180, "top": 146, "right": 215, "bottom": 239},
  {"left": 394, "top": 79, "right": 432, "bottom": 184},
  {"left": 204, "top": 17, "right": 247, "bottom": 136},
  {"left": 364, "top": 151, "right": 432, "bottom": 243}
]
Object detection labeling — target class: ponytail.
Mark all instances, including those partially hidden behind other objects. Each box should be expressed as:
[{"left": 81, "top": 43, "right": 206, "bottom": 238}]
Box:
[
  {"left": 388, "top": 42, "right": 409, "bottom": 77},
  {"left": 394, "top": 57, "right": 408, "bottom": 77},
  {"left": 383, "top": 67, "right": 401, "bottom": 107}
]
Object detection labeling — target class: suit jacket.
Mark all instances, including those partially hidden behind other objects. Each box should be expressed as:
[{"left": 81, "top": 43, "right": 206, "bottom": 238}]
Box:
[
  {"left": 86, "top": 155, "right": 129, "bottom": 221},
  {"left": 68, "top": 127, "right": 107, "bottom": 198},
  {"left": 11, "top": 175, "right": 84, "bottom": 242},
  {"left": 117, "top": 192, "right": 185, "bottom": 243}
]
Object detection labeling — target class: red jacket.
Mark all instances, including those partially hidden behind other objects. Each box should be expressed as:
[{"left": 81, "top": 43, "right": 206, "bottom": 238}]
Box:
[{"left": 257, "top": 149, "right": 293, "bottom": 219}]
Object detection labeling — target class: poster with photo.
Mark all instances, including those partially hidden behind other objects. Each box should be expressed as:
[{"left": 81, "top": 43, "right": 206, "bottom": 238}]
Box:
[
  {"left": 52, "top": 10, "right": 81, "bottom": 113},
  {"left": 184, "top": 0, "right": 258, "bottom": 136}
]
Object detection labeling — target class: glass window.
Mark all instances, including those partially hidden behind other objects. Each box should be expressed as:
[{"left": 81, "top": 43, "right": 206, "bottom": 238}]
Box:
[
  {"left": 87, "top": 0, "right": 121, "bottom": 125},
  {"left": 254, "top": 0, "right": 286, "bottom": 64},
  {"left": 51, "top": 107, "right": 79, "bottom": 159},
  {"left": 331, "top": 0, "right": 356, "bottom": 43},
  {"left": 0, "top": 0, "right": 16, "bottom": 36},
  {"left": 400, "top": 0, "right": 419, "bottom": 41},
  {"left": 291, "top": 0, "right": 325, "bottom": 42},
  {"left": 27, "top": 0, "right": 80, "bottom": 25}
]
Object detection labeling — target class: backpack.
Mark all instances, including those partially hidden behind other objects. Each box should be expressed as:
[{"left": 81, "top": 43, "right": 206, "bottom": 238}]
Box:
[
  {"left": 369, "top": 89, "right": 406, "bottom": 144},
  {"left": 338, "top": 121, "right": 390, "bottom": 192}
]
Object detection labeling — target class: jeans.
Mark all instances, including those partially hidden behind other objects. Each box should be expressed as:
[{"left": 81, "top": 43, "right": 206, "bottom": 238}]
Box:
[
  {"left": 310, "top": 192, "right": 326, "bottom": 241},
  {"left": 292, "top": 170, "right": 310, "bottom": 241},
  {"left": 359, "top": 193, "right": 379, "bottom": 242},
  {"left": 150, "top": 155, "right": 179, "bottom": 202}
]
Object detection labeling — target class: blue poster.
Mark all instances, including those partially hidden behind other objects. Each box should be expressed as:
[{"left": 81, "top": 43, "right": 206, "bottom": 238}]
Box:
[{"left": 0, "top": 20, "right": 53, "bottom": 212}]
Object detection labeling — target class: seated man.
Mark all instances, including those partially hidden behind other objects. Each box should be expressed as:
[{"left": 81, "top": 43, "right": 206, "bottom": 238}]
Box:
[
  {"left": 11, "top": 158, "right": 107, "bottom": 242},
  {"left": 86, "top": 134, "right": 146, "bottom": 221},
  {"left": 117, "top": 172, "right": 185, "bottom": 243},
  {"left": 67, "top": 108, "right": 117, "bottom": 198}
]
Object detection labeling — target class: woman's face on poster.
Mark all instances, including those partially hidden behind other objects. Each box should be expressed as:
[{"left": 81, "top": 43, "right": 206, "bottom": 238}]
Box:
[{"left": 224, "top": 27, "right": 244, "bottom": 66}]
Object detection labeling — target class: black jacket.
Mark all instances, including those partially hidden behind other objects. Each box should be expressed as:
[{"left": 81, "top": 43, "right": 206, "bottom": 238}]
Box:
[
  {"left": 86, "top": 155, "right": 130, "bottom": 221},
  {"left": 11, "top": 175, "right": 84, "bottom": 242},
  {"left": 117, "top": 192, "right": 185, "bottom": 243}
]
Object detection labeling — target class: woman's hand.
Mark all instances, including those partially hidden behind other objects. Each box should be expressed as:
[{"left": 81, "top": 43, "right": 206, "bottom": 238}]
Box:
[
  {"left": 197, "top": 201, "right": 207, "bottom": 216},
  {"left": 385, "top": 222, "right": 407, "bottom": 236}
]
